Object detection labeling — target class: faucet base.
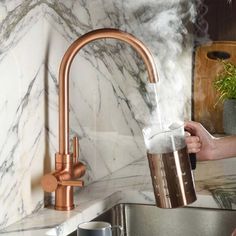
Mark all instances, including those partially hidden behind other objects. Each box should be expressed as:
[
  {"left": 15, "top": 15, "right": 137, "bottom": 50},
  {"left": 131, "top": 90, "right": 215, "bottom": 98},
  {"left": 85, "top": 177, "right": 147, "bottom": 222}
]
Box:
[
  {"left": 55, "top": 205, "right": 75, "bottom": 211},
  {"left": 55, "top": 185, "right": 75, "bottom": 211}
]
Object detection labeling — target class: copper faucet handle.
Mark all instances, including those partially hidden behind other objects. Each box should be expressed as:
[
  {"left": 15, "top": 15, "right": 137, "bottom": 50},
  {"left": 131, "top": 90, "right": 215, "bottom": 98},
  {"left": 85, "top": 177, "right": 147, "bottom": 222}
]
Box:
[
  {"left": 73, "top": 136, "right": 79, "bottom": 163},
  {"left": 41, "top": 173, "right": 84, "bottom": 193},
  {"left": 41, "top": 174, "right": 58, "bottom": 193}
]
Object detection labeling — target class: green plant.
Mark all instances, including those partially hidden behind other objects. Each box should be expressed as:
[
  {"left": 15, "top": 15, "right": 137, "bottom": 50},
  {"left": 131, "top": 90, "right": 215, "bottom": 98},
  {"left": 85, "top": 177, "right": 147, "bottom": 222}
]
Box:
[{"left": 213, "top": 60, "right": 236, "bottom": 105}]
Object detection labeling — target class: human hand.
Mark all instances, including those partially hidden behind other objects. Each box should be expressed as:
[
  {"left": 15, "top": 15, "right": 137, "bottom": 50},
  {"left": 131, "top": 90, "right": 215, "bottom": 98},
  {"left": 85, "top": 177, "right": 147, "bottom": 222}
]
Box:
[{"left": 185, "top": 121, "right": 217, "bottom": 161}]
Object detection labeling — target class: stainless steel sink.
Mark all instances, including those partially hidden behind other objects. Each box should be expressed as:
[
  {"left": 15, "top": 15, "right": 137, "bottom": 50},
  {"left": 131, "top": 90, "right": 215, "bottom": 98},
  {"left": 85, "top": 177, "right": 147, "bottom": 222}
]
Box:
[{"left": 70, "top": 204, "right": 236, "bottom": 236}]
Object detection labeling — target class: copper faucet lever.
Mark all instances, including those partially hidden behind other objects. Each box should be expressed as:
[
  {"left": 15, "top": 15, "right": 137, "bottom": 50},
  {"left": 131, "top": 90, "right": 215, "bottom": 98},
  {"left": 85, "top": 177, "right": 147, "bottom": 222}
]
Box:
[
  {"left": 73, "top": 136, "right": 79, "bottom": 163},
  {"left": 41, "top": 28, "right": 158, "bottom": 211},
  {"left": 41, "top": 174, "right": 84, "bottom": 193}
]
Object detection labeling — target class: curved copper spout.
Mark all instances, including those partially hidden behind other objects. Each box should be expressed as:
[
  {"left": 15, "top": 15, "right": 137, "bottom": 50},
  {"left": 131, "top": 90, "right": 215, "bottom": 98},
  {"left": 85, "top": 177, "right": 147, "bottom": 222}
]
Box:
[{"left": 59, "top": 28, "right": 159, "bottom": 155}]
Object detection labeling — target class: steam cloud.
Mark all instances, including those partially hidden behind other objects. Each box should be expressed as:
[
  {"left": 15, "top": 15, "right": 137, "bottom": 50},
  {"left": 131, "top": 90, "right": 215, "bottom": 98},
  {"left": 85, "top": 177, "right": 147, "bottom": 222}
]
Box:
[{"left": 123, "top": 0, "right": 209, "bottom": 153}]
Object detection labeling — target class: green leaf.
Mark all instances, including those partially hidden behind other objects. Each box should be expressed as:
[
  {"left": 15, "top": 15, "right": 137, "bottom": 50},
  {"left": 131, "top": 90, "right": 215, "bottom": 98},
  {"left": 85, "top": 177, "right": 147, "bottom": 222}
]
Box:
[{"left": 213, "top": 60, "right": 236, "bottom": 105}]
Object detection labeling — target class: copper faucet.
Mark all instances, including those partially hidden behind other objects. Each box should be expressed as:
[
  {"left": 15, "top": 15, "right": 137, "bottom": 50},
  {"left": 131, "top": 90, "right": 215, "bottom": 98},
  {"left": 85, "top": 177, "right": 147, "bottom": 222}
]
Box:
[{"left": 41, "top": 28, "right": 158, "bottom": 211}]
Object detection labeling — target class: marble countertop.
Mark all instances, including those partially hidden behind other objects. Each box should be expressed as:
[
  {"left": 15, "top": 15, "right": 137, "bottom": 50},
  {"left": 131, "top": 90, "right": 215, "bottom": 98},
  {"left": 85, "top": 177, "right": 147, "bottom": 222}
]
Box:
[{"left": 1, "top": 157, "right": 235, "bottom": 236}]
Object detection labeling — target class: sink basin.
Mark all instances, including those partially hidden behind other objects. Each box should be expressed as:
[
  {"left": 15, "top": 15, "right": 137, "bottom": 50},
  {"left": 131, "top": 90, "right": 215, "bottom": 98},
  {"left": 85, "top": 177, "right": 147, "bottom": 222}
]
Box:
[{"left": 69, "top": 203, "right": 236, "bottom": 236}]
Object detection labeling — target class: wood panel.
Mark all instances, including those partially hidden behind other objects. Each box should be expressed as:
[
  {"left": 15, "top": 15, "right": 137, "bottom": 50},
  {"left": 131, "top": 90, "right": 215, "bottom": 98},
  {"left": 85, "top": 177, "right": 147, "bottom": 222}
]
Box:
[{"left": 193, "top": 41, "right": 236, "bottom": 134}]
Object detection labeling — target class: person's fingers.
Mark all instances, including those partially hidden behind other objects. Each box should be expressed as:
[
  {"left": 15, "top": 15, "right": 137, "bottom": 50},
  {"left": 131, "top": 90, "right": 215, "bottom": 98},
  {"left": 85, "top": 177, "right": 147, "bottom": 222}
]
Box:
[
  {"left": 184, "top": 126, "right": 195, "bottom": 135},
  {"left": 185, "top": 136, "right": 201, "bottom": 144},
  {"left": 188, "top": 147, "right": 201, "bottom": 153},
  {"left": 184, "top": 121, "right": 205, "bottom": 136},
  {"left": 184, "top": 131, "right": 191, "bottom": 137},
  {"left": 187, "top": 142, "right": 201, "bottom": 149},
  {"left": 185, "top": 136, "right": 201, "bottom": 153}
]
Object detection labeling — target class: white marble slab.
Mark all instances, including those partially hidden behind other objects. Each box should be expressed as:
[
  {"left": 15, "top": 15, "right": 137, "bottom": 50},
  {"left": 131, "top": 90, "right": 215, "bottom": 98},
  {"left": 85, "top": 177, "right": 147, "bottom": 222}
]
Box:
[{"left": 0, "top": 17, "right": 45, "bottom": 228}]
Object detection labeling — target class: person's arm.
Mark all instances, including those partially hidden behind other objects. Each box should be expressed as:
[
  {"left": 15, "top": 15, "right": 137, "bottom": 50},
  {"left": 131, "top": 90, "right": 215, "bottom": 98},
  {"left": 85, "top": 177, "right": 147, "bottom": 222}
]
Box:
[{"left": 185, "top": 121, "right": 236, "bottom": 161}]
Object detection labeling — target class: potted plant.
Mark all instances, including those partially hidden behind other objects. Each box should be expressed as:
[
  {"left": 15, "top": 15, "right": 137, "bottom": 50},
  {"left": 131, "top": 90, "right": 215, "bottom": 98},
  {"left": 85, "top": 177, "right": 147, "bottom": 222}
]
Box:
[{"left": 214, "top": 60, "right": 236, "bottom": 134}]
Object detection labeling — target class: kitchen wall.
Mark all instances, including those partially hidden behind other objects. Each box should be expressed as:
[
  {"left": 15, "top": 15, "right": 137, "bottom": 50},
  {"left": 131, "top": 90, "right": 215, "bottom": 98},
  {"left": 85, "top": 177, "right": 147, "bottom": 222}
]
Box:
[{"left": 0, "top": 0, "right": 194, "bottom": 229}]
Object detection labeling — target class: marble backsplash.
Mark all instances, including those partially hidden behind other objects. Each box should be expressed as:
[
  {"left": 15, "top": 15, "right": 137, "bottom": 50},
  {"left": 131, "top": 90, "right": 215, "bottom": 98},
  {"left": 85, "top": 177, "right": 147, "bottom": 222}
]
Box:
[{"left": 0, "top": 0, "right": 195, "bottom": 229}]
